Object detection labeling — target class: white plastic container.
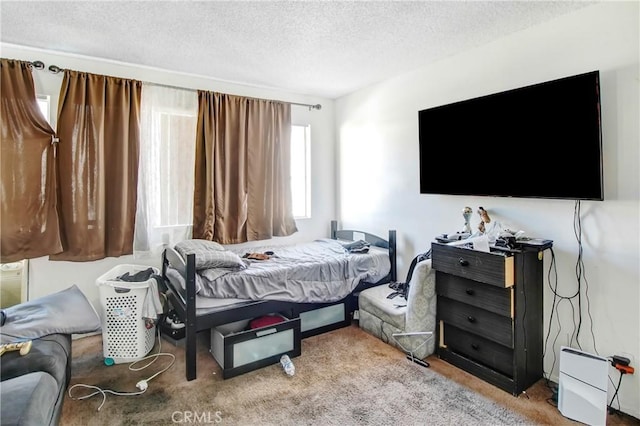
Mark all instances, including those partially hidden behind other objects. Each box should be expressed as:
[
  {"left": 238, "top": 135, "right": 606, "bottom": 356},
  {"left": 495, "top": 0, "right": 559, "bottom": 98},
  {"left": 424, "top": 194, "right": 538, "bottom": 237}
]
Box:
[{"left": 96, "top": 264, "right": 159, "bottom": 365}]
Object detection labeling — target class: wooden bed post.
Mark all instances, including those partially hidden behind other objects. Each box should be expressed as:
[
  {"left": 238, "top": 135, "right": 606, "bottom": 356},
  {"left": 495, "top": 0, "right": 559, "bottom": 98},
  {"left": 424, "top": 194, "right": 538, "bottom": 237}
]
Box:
[{"left": 186, "top": 253, "right": 197, "bottom": 381}]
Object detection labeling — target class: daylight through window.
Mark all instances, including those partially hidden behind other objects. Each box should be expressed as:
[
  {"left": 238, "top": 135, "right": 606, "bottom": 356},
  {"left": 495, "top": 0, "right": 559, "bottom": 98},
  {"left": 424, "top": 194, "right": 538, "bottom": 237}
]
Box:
[{"left": 291, "top": 124, "right": 311, "bottom": 219}]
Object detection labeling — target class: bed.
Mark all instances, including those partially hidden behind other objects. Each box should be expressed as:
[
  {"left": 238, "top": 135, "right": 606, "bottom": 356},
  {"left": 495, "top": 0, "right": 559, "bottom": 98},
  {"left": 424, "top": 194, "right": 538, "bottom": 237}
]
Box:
[{"left": 161, "top": 220, "right": 396, "bottom": 380}]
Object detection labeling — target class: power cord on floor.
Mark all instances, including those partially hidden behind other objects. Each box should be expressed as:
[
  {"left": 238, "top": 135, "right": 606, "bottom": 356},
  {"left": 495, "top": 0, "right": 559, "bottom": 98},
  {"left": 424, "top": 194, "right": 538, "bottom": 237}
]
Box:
[{"left": 67, "top": 327, "right": 175, "bottom": 411}]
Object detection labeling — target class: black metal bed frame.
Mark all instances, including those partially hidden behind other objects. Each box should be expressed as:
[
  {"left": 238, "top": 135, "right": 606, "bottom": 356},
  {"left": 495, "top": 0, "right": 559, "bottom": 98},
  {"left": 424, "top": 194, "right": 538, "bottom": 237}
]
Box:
[{"left": 161, "top": 220, "right": 397, "bottom": 381}]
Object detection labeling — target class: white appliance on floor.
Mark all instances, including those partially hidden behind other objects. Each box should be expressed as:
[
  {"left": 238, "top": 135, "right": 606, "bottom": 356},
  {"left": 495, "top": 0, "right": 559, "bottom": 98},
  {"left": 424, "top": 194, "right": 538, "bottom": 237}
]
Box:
[{"left": 558, "top": 346, "right": 609, "bottom": 426}]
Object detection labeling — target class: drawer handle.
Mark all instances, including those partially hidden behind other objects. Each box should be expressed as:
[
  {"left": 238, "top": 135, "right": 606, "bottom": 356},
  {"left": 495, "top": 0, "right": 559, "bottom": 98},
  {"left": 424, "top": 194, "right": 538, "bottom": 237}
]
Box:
[
  {"left": 255, "top": 328, "right": 278, "bottom": 337},
  {"left": 471, "top": 343, "right": 480, "bottom": 350},
  {"left": 459, "top": 258, "right": 469, "bottom": 266},
  {"left": 467, "top": 316, "right": 476, "bottom": 323},
  {"left": 465, "top": 289, "right": 474, "bottom": 296}
]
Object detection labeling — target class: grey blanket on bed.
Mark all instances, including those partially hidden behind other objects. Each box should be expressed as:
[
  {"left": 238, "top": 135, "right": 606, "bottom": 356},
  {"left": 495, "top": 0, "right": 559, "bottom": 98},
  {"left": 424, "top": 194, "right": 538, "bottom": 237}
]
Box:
[{"left": 169, "top": 238, "right": 390, "bottom": 303}]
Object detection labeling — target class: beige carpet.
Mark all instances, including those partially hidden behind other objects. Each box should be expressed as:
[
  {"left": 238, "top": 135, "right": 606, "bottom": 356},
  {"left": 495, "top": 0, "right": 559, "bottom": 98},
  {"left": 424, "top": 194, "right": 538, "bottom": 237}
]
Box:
[{"left": 60, "top": 325, "right": 638, "bottom": 426}]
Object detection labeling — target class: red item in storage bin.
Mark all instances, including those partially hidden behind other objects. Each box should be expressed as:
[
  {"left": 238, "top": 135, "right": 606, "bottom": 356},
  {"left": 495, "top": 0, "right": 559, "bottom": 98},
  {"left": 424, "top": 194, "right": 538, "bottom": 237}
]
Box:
[{"left": 249, "top": 315, "right": 285, "bottom": 329}]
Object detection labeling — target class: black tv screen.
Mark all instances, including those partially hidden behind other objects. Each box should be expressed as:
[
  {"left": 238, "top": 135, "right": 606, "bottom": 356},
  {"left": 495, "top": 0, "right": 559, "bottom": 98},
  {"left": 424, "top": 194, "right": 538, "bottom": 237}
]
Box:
[{"left": 418, "top": 71, "right": 604, "bottom": 200}]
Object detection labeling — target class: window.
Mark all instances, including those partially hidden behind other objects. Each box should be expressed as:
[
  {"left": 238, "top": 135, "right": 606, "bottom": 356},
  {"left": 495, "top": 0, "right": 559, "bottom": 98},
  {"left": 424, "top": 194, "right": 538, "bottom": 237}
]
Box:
[
  {"left": 156, "top": 111, "right": 197, "bottom": 228},
  {"left": 1, "top": 95, "right": 48, "bottom": 305},
  {"left": 134, "top": 85, "right": 198, "bottom": 256},
  {"left": 37, "top": 95, "right": 50, "bottom": 123},
  {"left": 291, "top": 124, "right": 311, "bottom": 218}
]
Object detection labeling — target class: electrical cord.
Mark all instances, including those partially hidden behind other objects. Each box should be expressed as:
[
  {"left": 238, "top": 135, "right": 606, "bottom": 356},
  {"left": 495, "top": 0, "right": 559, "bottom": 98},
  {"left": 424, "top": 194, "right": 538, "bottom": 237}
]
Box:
[
  {"left": 608, "top": 370, "right": 624, "bottom": 414},
  {"left": 542, "top": 248, "right": 561, "bottom": 386},
  {"left": 67, "top": 327, "right": 175, "bottom": 411},
  {"left": 573, "top": 200, "right": 584, "bottom": 349},
  {"left": 571, "top": 200, "right": 598, "bottom": 354},
  {"left": 67, "top": 383, "right": 147, "bottom": 412},
  {"left": 543, "top": 200, "right": 599, "bottom": 387}
]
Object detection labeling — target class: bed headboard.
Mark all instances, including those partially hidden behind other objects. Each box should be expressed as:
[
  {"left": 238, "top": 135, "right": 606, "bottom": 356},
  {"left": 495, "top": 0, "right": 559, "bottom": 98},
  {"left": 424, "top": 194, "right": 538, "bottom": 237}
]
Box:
[
  {"left": 163, "top": 247, "right": 187, "bottom": 277},
  {"left": 330, "top": 220, "right": 397, "bottom": 282}
]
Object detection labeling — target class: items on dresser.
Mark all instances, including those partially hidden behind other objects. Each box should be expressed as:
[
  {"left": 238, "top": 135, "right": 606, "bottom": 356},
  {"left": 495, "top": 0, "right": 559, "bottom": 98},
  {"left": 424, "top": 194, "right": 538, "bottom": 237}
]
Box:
[{"left": 432, "top": 239, "right": 552, "bottom": 395}]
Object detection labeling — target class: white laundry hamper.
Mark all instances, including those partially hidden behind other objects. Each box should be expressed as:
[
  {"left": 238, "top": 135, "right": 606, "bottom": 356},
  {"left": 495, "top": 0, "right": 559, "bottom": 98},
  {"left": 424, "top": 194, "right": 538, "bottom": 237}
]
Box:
[{"left": 96, "top": 265, "right": 159, "bottom": 365}]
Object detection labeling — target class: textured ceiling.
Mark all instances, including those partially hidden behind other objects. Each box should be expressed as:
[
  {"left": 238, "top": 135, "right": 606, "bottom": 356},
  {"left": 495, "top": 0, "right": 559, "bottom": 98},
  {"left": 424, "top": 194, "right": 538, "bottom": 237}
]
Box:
[{"left": 1, "top": 1, "right": 593, "bottom": 99}]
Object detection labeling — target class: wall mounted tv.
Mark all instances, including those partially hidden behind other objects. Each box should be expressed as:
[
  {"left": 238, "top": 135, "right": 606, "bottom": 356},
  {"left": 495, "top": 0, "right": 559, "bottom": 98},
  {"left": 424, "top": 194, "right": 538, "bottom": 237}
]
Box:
[{"left": 418, "top": 70, "right": 604, "bottom": 200}]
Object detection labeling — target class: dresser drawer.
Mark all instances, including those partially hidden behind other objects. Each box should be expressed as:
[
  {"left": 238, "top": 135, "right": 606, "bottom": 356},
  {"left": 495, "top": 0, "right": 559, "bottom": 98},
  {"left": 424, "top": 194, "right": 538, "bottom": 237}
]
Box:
[
  {"left": 432, "top": 243, "right": 514, "bottom": 288},
  {"left": 438, "top": 297, "right": 513, "bottom": 347},
  {"left": 436, "top": 272, "right": 513, "bottom": 318},
  {"left": 441, "top": 323, "right": 514, "bottom": 377}
]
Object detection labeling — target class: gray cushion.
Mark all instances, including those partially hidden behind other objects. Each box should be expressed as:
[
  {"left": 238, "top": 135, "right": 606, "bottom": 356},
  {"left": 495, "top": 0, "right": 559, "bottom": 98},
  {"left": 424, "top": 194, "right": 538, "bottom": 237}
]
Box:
[
  {"left": 358, "top": 284, "right": 406, "bottom": 330},
  {"left": 1, "top": 372, "right": 59, "bottom": 426},
  {"left": 0, "top": 285, "right": 100, "bottom": 343}
]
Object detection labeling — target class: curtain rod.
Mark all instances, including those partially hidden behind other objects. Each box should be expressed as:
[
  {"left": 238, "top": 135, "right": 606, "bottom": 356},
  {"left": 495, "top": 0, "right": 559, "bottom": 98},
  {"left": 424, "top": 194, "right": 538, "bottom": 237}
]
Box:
[{"left": 29, "top": 60, "right": 322, "bottom": 111}]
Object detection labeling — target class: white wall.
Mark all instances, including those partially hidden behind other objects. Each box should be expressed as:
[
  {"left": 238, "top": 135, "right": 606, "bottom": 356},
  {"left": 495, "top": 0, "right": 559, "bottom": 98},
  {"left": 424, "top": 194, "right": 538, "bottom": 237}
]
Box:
[
  {"left": 336, "top": 2, "right": 639, "bottom": 418},
  {"left": 1, "top": 44, "right": 336, "bottom": 317}
]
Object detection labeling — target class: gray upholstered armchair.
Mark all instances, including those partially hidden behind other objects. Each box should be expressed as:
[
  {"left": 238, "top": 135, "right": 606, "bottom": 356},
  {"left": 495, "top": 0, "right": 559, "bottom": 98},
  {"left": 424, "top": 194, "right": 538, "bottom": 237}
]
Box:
[{"left": 358, "top": 259, "right": 436, "bottom": 360}]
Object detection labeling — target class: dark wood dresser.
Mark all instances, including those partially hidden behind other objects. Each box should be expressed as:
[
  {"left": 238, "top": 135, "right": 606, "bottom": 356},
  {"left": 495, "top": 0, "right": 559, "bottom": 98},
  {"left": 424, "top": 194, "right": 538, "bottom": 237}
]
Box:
[{"left": 432, "top": 240, "right": 552, "bottom": 395}]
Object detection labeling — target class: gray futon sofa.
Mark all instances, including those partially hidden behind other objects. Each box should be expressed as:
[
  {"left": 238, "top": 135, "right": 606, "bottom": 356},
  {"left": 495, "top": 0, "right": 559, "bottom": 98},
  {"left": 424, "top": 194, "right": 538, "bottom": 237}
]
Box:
[
  {"left": 0, "top": 333, "right": 72, "bottom": 425},
  {"left": 0, "top": 285, "right": 101, "bottom": 425}
]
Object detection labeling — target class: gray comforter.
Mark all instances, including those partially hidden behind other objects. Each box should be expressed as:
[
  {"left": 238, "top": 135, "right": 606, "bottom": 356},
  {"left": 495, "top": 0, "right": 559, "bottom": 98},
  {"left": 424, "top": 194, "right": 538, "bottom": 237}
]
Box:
[{"left": 171, "top": 239, "right": 390, "bottom": 303}]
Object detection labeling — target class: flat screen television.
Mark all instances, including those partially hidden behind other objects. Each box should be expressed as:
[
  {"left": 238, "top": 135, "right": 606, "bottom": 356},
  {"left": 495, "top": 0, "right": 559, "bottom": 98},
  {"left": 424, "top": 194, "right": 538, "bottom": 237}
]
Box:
[{"left": 418, "top": 70, "right": 604, "bottom": 200}]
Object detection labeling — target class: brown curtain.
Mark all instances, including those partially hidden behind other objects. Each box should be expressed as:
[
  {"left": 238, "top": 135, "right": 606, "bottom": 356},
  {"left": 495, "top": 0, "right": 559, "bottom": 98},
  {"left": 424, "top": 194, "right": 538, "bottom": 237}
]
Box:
[
  {"left": 50, "top": 70, "right": 141, "bottom": 261},
  {"left": 193, "top": 91, "right": 297, "bottom": 244},
  {"left": 0, "top": 59, "right": 63, "bottom": 262}
]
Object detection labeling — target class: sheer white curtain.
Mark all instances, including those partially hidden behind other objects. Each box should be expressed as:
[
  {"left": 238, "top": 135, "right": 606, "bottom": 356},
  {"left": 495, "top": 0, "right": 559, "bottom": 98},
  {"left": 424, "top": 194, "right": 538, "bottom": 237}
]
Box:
[{"left": 134, "top": 84, "right": 198, "bottom": 258}]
